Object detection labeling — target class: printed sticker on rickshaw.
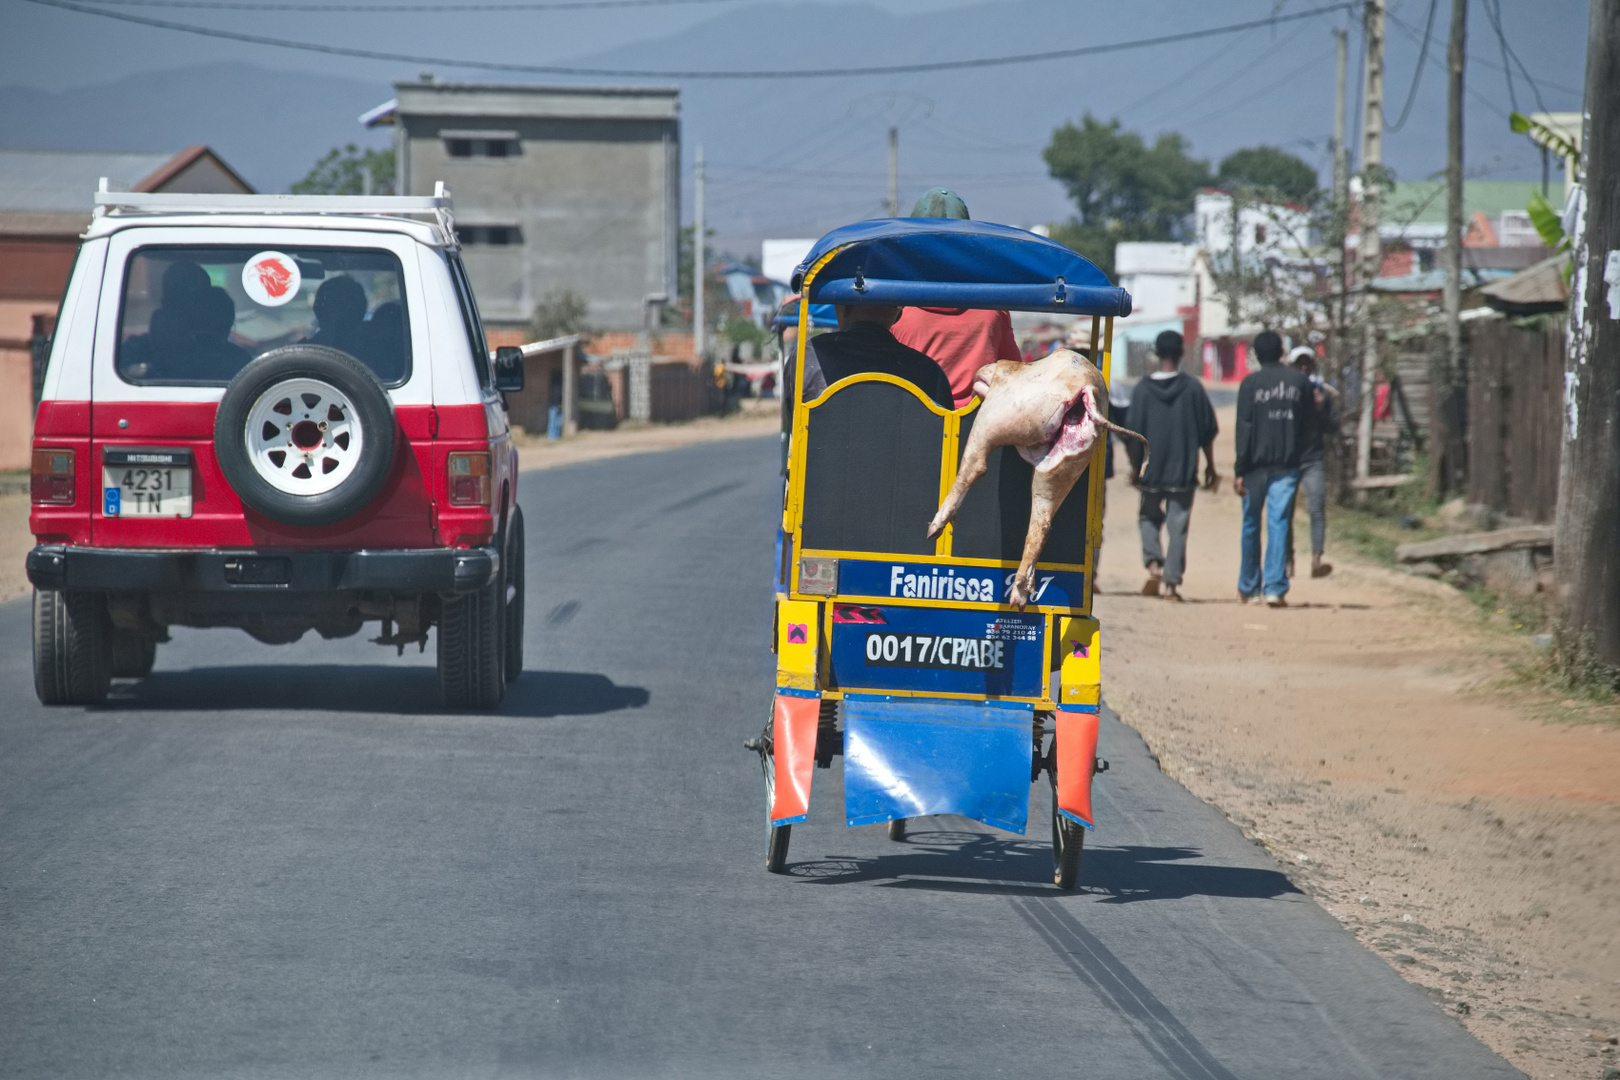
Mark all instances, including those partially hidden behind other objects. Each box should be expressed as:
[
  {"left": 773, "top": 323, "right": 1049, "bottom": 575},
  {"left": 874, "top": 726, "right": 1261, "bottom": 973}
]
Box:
[{"left": 828, "top": 558, "right": 1087, "bottom": 608}]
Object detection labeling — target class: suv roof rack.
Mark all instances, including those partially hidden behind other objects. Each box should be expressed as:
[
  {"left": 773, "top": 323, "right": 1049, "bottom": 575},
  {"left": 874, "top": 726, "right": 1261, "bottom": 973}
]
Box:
[{"left": 92, "top": 179, "right": 456, "bottom": 237}]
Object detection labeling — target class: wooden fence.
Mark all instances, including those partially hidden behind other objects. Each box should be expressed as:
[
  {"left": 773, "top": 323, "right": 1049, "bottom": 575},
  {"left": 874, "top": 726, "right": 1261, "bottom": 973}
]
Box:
[{"left": 1466, "top": 317, "right": 1564, "bottom": 523}]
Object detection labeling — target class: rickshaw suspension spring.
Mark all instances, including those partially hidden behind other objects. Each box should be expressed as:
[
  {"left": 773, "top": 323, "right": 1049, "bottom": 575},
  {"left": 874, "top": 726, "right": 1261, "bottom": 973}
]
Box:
[{"left": 814, "top": 699, "right": 842, "bottom": 769}]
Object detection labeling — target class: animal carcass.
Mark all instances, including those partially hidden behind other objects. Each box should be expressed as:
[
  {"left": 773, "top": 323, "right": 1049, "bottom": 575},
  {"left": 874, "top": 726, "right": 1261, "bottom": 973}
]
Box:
[{"left": 926, "top": 348, "right": 1147, "bottom": 608}]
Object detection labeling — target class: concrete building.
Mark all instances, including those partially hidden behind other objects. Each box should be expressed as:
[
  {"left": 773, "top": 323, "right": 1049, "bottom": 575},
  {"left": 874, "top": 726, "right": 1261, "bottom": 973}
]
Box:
[
  {"left": 1114, "top": 242, "right": 1197, "bottom": 323},
  {"left": 367, "top": 80, "right": 680, "bottom": 331},
  {"left": 0, "top": 146, "right": 253, "bottom": 468}
]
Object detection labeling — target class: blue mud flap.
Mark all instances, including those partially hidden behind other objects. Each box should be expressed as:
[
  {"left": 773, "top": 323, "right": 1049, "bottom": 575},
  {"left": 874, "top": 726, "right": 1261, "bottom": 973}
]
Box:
[{"left": 842, "top": 696, "right": 1033, "bottom": 834}]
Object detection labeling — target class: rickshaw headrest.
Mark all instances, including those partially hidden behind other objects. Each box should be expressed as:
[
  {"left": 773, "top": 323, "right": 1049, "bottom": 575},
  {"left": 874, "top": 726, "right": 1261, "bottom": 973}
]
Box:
[{"left": 791, "top": 218, "right": 1132, "bottom": 318}]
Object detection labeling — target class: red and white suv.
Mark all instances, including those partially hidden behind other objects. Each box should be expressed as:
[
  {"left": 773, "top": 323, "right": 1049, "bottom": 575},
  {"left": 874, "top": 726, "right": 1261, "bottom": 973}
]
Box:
[{"left": 28, "top": 185, "right": 525, "bottom": 709}]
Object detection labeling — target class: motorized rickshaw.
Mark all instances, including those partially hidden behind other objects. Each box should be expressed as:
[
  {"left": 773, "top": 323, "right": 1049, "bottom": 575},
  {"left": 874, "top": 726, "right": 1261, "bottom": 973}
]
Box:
[{"left": 746, "top": 218, "right": 1132, "bottom": 889}]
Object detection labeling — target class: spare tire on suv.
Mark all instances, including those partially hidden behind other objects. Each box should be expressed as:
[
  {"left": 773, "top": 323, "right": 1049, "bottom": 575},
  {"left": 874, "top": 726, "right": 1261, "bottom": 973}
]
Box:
[{"left": 215, "top": 346, "right": 397, "bottom": 527}]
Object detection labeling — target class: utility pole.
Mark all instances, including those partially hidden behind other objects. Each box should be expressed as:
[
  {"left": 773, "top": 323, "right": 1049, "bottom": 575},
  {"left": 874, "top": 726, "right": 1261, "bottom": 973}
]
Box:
[
  {"left": 1555, "top": 0, "right": 1620, "bottom": 666},
  {"left": 693, "top": 144, "right": 706, "bottom": 361},
  {"left": 1354, "top": 0, "right": 1385, "bottom": 484},
  {"left": 1333, "top": 27, "right": 1349, "bottom": 369},
  {"left": 887, "top": 126, "right": 899, "bottom": 217},
  {"left": 1440, "top": 0, "right": 1466, "bottom": 494}
]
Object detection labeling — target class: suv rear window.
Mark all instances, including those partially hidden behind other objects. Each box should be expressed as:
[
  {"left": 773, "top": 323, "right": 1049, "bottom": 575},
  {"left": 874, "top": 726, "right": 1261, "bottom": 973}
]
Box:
[{"left": 116, "top": 245, "right": 411, "bottom": 387}]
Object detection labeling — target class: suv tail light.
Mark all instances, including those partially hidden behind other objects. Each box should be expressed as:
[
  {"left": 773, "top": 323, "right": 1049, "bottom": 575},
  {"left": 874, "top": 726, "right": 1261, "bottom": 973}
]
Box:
[
  {"left": 447, "top": 452, "right": 491, "bottom": 506},
  {"left": 31, "top": 449, "right": 76, "bottom": 506}
]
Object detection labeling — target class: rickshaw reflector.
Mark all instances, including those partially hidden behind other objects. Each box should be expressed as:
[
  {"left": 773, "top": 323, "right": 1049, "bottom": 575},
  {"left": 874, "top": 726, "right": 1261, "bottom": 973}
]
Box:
[{"left": 798, "top": 556, "right": 838, "bottom": 595}]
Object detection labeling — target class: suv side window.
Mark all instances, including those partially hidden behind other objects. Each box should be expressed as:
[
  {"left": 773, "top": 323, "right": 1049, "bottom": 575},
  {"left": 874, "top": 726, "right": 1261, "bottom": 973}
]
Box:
[{"left": 447, "top": 254, "right": 492, "bottom": 390}]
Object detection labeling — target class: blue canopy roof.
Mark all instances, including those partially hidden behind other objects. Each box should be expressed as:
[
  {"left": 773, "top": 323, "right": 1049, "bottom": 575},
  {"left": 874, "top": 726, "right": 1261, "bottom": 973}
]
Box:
[{"left": 791, "top": 218, "right": 1132, "bottom": 317}]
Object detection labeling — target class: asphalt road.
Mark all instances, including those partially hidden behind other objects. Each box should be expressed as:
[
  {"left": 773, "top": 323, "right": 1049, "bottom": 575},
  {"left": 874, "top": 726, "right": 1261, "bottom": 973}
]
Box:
[{"left": 0, "top": 436, "right": 1522, "bottom": 1080}]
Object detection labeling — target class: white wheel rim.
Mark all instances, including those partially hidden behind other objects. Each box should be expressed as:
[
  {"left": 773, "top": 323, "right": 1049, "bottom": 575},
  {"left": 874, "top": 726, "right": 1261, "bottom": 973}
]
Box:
[{"left": 242, "top": 377, "right": 364, "bottom": 496}]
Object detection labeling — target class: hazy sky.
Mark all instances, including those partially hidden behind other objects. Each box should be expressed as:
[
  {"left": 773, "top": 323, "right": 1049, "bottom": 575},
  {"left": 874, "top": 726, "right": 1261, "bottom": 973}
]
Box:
[
  {"left": 3, "top": 0, "right": 977, "bottom": 89},
  {"left": 1, "top": 0, "right": 1590, "bottom": 248}
]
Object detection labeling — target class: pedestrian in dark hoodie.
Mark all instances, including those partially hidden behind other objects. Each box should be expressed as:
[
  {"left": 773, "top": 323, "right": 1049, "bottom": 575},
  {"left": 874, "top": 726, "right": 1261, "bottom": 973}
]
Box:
[
  {"left": 1233, "top": 330, "right": 1317, "bottom": 606},
  {"left": 1125, "top": 330, "right": 1218, "bottom": 601}
]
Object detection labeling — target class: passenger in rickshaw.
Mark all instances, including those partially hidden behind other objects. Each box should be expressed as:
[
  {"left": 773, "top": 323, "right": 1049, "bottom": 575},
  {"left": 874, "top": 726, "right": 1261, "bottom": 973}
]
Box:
[
  {"left": 799, "top": 303, "right": 954, "bottom": 410},
  {"left": 891, "top": 189, "right": 1022, "bottom": 409}
]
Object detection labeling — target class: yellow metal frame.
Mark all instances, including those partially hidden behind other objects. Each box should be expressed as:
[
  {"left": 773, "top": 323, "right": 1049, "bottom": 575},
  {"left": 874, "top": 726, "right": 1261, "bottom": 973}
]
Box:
[{"left": 777, "top": 243, "right": 1114, "bottom": 707}]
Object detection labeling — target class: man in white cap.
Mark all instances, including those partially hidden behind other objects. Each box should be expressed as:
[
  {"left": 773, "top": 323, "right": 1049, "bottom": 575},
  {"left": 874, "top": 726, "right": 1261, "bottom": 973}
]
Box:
[
  {"left": 891, "top": 189, "right": 1021, "bottom": 408},
  {"left": 1287, "top": 345, "right": 1338, "bottom": 578}
]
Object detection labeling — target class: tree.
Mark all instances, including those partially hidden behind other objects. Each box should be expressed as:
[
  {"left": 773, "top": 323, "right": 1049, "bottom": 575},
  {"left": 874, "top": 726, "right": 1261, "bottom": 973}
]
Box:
[
  {"left": 528, "top": 285, "right": 590, "bottom": 342},
  {"left": 1043, "top": 114, "right": 1210, "bottom": 277},
  {"left": 1215, "top": 146, "right": 1320, "bottom": 206},
  {"left": 291, "top": 144, "right": 396, "bottom": 195},
  {"left": 674, "top": 223, "right": 726, "bottom": 331}
]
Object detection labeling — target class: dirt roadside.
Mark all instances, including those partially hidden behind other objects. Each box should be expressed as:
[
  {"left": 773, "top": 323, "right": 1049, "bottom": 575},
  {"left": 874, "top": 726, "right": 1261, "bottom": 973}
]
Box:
[
  {"left": 0, "top": 406, "right": 781, "bottom": 605},
  {"left": 1095, "top": 404, "right": 1618, "bottom": 1080}
]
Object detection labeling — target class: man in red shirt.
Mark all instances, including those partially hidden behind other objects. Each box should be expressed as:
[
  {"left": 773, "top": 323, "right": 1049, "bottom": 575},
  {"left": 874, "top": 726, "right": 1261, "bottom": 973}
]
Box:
[{"left": 890, "top": 189, "right": 1021, "bottom": 408}]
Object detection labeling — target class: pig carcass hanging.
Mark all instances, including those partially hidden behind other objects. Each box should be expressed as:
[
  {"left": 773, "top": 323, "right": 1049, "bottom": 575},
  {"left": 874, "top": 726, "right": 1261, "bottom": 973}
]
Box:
[{"left": 926, "top": 348, "right": 1148, "bottom": 608}]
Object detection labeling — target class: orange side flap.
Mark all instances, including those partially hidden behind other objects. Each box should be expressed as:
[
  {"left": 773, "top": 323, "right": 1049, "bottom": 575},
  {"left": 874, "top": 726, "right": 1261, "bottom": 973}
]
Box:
[
  {"left": 771, "top": 693, "right": 820, "bottom": 825},
  {"left": 1054, "top": 710, "right": 1099, "bottom": 828}
]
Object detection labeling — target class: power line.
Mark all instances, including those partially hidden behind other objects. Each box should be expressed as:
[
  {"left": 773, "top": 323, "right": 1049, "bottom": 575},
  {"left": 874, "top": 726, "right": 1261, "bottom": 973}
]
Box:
[
  {"left": 1386, "top": 6, "right": 1575, "bottom": 98},
  {"left": 1385, "top": 0, "right": 1437, "bottom": 132},
  {"left": 69, "top": 0, "right": 732, "bottom": 11},
  {"left": 22, "top": 0, "right": 1356, "bottom": 81},
  {"left": 1482, "top": 0, "right": 1520, "bottom": 112},
  {"left": 1479, "top": 0, "right": 1550, "bottom": 114}
]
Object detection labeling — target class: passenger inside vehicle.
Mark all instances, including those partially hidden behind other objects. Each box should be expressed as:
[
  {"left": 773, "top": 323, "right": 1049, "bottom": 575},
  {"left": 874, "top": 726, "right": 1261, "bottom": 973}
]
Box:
[
  {"left": 119, "top": 261, "right": 252, "bottom": 383},
  {"left": 361, "top": 300, "right": 407, "bottom": 384},
  {"left": 799, "top": 304, "right": 954, "bottom": 410},
  {"left": 309, "top": 275, "right": 369, "bottom": 357}
]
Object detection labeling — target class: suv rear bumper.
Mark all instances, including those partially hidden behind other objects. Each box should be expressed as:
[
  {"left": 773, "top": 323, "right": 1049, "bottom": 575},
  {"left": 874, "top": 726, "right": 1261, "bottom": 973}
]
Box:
[{"left": 26, "top": 545, "right": 499, "bottom": 595}]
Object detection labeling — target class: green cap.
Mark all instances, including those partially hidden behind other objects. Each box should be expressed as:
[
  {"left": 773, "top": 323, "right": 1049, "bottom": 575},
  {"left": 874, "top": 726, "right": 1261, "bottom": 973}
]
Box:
[{"left": 910, "top": 188, "right": 970, "bottom": 220}]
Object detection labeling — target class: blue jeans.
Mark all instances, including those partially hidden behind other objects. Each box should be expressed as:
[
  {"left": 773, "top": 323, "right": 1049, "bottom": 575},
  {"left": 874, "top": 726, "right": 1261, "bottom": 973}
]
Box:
[{"left": 1239, "top": 467, "right": 1299, "bottom": 598}]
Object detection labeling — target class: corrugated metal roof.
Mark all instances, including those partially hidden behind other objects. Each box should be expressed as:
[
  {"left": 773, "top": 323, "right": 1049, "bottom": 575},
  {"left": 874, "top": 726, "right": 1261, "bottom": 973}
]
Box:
[
  {"left": 1384, "top": 181, "right": 1543, "bottom": 226},
  {"left": 1370, "top": 267, "right": 1514, "bottom": 293},
  {"left": 0, "top": 149, "right": 173, "bottom": 213}
]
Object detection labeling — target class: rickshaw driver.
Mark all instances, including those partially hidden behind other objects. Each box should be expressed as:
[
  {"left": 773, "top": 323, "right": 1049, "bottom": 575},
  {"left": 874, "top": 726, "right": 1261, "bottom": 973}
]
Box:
[{"left": 798, "top": 303, "right": 955, "bottom": 410}]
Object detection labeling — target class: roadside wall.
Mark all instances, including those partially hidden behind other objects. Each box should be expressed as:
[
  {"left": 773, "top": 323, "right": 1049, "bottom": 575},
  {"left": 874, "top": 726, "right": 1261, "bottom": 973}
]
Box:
[{"left": 1466, "top": 318, "right": 1563, "bottom": 523}]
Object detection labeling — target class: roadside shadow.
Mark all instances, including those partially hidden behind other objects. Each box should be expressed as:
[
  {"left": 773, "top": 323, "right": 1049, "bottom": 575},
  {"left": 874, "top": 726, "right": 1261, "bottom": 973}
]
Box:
[
  {"left": 103, "top": 666, "right": 649, "bottom": 718},
  {"left": 789, "top": 826, "right": 1301, "bottom": 904}
]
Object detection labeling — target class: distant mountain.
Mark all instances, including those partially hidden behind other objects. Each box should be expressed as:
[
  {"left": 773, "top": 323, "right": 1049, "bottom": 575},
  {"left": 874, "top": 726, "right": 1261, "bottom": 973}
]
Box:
[
  {"left": 0, "top": 64, "right": 393, "bottom": 194},
  {"left": 562, "top": 0, "right": 1583, "bottom": 254},
  {"left": 0, "top": 0, "right": 1584, "bottom": 254}
]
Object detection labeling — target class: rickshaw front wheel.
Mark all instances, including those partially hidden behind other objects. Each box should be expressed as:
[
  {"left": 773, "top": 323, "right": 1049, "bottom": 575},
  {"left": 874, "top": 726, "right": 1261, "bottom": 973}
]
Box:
[
  {"left": 1050, "top": 769, "right": 1085, "bottom": 889},
  {"left": 766, "top": 824, "right": 792, "bottom": 873},
  {"left": 887, "top": 818, "right": 907, "bottom": 841}
]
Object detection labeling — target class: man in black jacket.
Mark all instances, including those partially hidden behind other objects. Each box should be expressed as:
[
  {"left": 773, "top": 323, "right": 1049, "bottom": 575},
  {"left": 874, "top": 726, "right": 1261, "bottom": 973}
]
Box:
[
  {"left": 799, "top": 304, "right": 954, "bottom": 410},
  {"left": 1233, "top": 330, "right": 1316, "bottom": 606},
  {"left": 1126, "top": 330, "right": 1218, "bottom": 601}
]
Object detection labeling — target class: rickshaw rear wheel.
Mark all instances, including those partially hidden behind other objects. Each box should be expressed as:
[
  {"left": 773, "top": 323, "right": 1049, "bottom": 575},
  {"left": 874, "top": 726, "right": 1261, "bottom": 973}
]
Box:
[
  {"left": 1050, "top": 768, "right": 1084, "bottom": 889},
  {"left": 766, "top": 824, "right": 791, "bottom": 873},
  {"left": 887, "top": 818, "right": 907, "bottom": 841}
]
